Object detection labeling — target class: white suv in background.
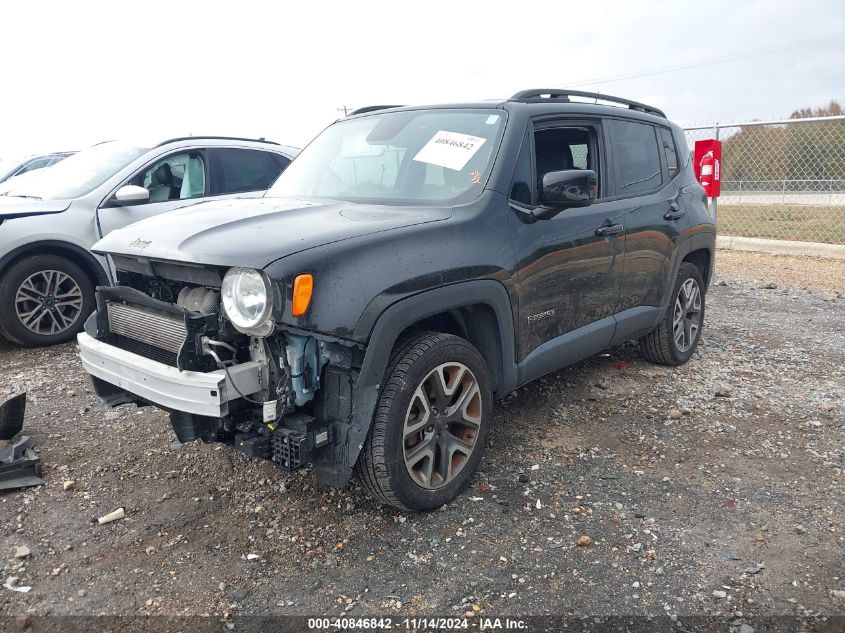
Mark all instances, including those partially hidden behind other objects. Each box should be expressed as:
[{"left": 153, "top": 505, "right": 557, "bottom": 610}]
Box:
[
  {"left": 0, "top": 152, "right": 75, "bottom": 185},
  {"left": 0, "top": 137, "right": 298, "bottom": 346}
]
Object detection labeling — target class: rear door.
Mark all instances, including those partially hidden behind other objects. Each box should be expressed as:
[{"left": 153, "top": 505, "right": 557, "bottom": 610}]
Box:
[{"left": 610, "top": 119, "right": 684, "bottom": 328}]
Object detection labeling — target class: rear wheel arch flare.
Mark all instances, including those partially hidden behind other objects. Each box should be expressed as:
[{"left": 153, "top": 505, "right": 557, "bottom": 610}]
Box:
[{"left": 683, "top": 248, "right": 711, "bottom": 287}]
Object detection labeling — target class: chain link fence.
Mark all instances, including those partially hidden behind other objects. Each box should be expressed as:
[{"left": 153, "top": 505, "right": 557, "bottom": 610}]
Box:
[{"left": 683, "top": 116, "right": 845, "bottom": 244}]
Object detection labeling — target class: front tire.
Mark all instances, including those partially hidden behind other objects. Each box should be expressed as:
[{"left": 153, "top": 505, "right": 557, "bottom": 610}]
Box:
[
  {"left": 638, "top": 262, "right": 705, "bottom": 366},
  {"left": 0, "top": 255, "right": 95, "bottom": 347},
  {"left": 356, "top": 331, "right": 493, "bottom": 511}
]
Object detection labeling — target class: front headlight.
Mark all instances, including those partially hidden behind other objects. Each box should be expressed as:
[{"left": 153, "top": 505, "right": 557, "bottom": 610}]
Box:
[{"left": 221, "top": 267, "right": 273, "bottom": 334}]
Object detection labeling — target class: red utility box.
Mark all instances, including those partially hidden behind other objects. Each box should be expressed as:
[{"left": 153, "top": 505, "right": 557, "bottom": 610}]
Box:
[{"left": 693, "top": 139, "right": 722, "bottom": 198}]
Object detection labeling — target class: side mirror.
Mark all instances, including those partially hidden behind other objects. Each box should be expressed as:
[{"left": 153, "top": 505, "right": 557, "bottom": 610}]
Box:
[
  {"left": 112, "top": 185, "right": 149, "bottom": 206},
  {"left": 539, "top": 169, "right": 598, "bottom": 212}
]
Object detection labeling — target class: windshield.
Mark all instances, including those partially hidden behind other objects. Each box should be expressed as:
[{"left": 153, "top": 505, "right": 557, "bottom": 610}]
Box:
[
  {"left": 5, "top": 142, "right": 147, "bottom": 200},
  {"left": 0, "top": 160, "right": 22, "bottom": 182},
  {"left": 267, "top": 109, "right": 506, "bottom": 204}
]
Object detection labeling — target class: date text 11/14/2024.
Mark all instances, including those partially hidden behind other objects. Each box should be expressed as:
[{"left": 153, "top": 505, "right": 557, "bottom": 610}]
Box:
[{"left": 306, "top": 617, "right": 529, "bottom": 630}]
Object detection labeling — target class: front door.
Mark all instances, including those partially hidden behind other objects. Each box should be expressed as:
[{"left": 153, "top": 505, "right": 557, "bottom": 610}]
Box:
[
  {"left": 509, "top": 119, "right": 625, "bottom": 380},
  {"left": 96, "top": 151, "right": 211, "bottom": 238}
]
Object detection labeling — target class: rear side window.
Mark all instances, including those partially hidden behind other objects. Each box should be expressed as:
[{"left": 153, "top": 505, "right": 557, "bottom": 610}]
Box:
[
  {"left": 660, "top": 127, "right": 678, "bottom": 176},
  {"left": 217, "top": 149, "right": 287, "bottom": 194},
  {"left": 609, "top": 120, "right": 662, "bottom": 196}
]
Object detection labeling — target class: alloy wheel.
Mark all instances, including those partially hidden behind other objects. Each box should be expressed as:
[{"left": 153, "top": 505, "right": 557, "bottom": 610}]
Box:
[
  {"left": 14, "top": 270, "right": 84, "bottom": 336},
  {"left": 402, "top": 362, "right": 483, "bottom": 490},
  {"left": 673, "top": 277, "right": 702, "bottom": 353}
]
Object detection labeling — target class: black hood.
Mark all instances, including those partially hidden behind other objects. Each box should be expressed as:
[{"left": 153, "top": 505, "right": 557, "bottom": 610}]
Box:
[
  {"left": 0, "top": 196, "right": 72, "bottom": 219},
  {"left": 92, "top": 196, "right": 451, "bottom": 269}
]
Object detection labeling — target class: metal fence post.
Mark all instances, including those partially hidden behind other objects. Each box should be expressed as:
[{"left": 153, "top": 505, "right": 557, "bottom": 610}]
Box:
[{"left": 712, "top": 125, "right": 719, "bottom": 227}]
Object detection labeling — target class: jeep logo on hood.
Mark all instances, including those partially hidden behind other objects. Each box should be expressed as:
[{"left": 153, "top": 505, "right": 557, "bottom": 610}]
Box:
[{"left": 129, "top": 238, "right": 151, "bottom": 250}]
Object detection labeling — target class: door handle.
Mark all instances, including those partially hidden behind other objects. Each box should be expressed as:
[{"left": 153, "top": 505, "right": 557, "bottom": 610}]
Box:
[
  {"left": 664, "top": 202, "right": 686, "bottom": 221},
  {"left": 596, "top": 223, "right": 623, "bottom": 236}
]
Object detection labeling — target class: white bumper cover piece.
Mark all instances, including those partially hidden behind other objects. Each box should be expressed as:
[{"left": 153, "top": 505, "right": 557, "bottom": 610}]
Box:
[{"left": 77, "top": 332, "right": 264, "bottom": 418}]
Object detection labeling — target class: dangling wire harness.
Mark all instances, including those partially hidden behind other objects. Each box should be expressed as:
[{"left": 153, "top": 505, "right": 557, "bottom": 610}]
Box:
[{"left": 202, "top": 338, "right": 265, "bottom": 405}]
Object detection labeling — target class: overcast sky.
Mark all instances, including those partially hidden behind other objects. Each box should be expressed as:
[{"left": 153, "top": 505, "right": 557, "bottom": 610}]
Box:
[{"left": 1, "top": 0, "right": 843, "bottom": 157}]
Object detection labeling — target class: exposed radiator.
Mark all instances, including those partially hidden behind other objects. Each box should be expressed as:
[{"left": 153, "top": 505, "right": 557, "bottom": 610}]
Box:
[{"left": 106, "top": 302, "right": 187, "bottom": 354}]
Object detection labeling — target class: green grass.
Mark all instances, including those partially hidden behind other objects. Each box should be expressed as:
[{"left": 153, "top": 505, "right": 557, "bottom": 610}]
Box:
[{"left": 715, "top": 204, "right": 845, "bottom": 244}]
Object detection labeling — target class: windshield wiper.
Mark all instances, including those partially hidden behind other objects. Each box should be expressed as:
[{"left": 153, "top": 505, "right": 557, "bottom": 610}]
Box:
[{"left": 5, "top": 194, "right": 42, "bottom": 200}]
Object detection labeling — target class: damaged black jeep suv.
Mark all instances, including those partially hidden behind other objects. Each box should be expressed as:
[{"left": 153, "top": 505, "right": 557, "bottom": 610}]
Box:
[{"left": 78, "top": 90, "right": 715, "bottom": 511}]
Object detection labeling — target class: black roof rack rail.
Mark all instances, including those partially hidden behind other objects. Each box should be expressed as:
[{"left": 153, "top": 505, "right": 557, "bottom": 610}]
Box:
[
  {"left": 509, "top": 89, "right": 666, "bottom": 118},
  {"left": 155, "top": 136, "right": 279, "bottom": 147},
  {"left": 348, "top": 105, "right": 405, "bottom": 116}
]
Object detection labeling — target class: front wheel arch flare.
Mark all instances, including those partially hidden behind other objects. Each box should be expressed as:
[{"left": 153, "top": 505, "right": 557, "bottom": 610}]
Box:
[
  {"left": 311, "top": 280, "right": 516, "bottom": 489},
  {"left": 0, "top": 241, "right": 109, "bottom": 288}
]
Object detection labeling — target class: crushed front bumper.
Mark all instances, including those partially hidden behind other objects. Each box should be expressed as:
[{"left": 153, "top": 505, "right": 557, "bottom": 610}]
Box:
[{"left": 77, "top": 332, "right": 265, "bottom": 418}]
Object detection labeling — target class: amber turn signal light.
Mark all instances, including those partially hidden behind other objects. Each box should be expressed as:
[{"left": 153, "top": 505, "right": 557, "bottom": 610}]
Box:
[{"left": 291, "top": 274, "right": 313, "bottom": 316}]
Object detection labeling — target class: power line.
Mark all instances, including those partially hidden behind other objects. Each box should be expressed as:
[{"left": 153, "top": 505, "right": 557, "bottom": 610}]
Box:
[{"left": 565, "top": 31, "right": 845, "bottom": 87}]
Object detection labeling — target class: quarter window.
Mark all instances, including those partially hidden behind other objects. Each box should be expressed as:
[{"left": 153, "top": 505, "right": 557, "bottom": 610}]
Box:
[
  {"left": 609, "top": 120, "right": 662, "bottom": 196},
  {"left": 217, "top": 149, "right": 287, "bottom": 194},
  {"left": 660, "top": 127, "right": 678, "bottom": 176},
  {"left": 570, "top": 144, "right": 589, "bottom": 169}
]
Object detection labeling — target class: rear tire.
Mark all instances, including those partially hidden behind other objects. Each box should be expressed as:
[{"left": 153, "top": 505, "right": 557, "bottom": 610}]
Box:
[
  {"left": 0, "top": 255, "right": 95, "bottom": 347},
  {"left": 638, "top": 262, "right": 705, "bottom": 366},
  {"left": 355, "top": 331, "right": 493, "bottom": 511}
]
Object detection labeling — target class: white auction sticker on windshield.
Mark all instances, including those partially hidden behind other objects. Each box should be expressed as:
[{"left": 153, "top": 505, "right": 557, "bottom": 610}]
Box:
[{"left": 413, "top": 130, "right": 487, "bottom": 171}]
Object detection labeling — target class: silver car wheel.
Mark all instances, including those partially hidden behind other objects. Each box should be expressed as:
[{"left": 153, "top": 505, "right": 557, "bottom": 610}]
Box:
[
  {"left": 672, "top": 277, "right": 702, "bottom": 353},
  {"left": 14, "top": 270, "right": 84, "bottom": 336},
  {"left": 402, "top": 362, "right": 482, "bottom": 490}
]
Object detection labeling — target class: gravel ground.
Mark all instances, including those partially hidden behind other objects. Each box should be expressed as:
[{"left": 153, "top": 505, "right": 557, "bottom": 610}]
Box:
[{"left": 0, "top": 250, "right": 843, "bottom": 627}]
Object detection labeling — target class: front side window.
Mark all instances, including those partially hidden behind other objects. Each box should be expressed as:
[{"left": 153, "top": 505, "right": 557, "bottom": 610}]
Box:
[
  {"left": 268, "top": 109, "right": 506, "bottom": 205},
  {"left": 6, "top": 142, "right": 147, "bottom": 200},
  {"left": 609, "top": 119, "right": 662, "bottom": 196},
  {"left": 217, "top": 149, "right": 287, "bottom": 194},
  {"left": 130, "top": 152, "right": 206, "bottom": 202},
  {"left": 533, "top": 125, "right": 601, "bottom": 198}
]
